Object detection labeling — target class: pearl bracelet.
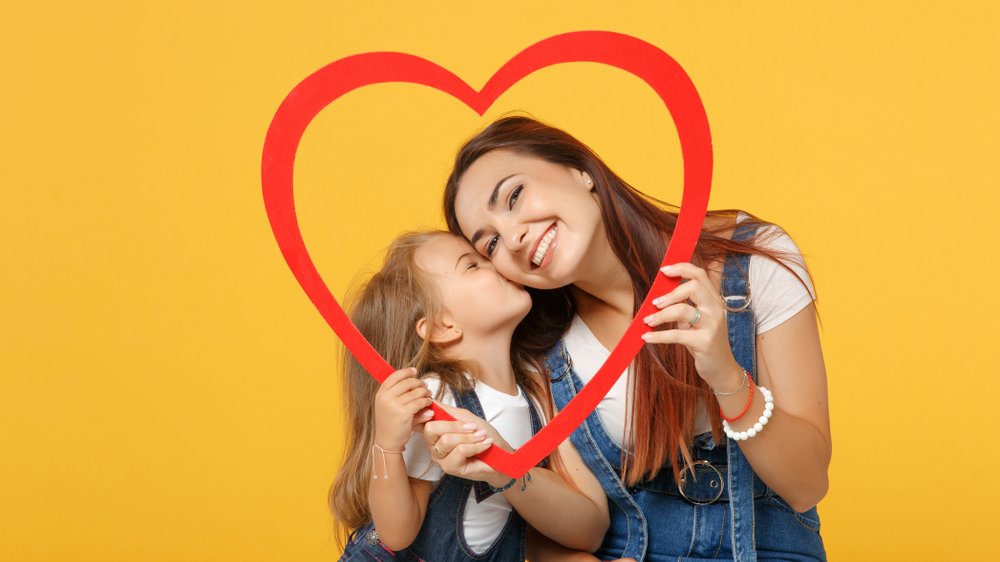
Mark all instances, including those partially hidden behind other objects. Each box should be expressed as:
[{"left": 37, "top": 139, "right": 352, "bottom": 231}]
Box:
[{"left": 722, "top": 385, "right": 774, "bottom": 441}]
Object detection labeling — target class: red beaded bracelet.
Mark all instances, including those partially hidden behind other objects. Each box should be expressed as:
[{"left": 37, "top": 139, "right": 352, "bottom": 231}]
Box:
[{"left": 720, "top": 376, "right": 756, "bottom": 423}]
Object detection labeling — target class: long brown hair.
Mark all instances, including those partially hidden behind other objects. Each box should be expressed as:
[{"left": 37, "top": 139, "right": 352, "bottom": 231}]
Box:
[
  {"left": 328, "top": 230, "right": 559, "bottom": 547},
  {"left": 443, "top": 116, "right": 820, "bottom": 487}
]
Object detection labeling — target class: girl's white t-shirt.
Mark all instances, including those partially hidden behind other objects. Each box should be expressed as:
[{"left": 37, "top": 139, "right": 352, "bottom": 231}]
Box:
[
  {"left": 401, "top": 375, "right": 544, "bottom": 554},
  {"left": 563, "top": 212, "right": 817, "bottom": 448}
]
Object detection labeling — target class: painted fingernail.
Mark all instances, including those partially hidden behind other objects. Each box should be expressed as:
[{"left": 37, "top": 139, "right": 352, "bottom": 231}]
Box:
[
  {"left": 643, "top": 315, "right": 654, "bottom": 325},
  {"left": 421, "top": 410, "right": 434, "bottom": 418},
  {"left": 474, "top": 429, "right": 487, "bottom": 438},
  {"left": 661, "top": 265, "right": 675, "bottom": 274},
  {"left": 652, "top": 297, "right": 664, "bottom": 307},
  {"left": 462, "top": 423, "right": 477, "bottom": 430},
  {"left": 482, "top": 438, "right": 493, "bottom": 446},
  {"left": 641, "top": 333, "right": 652, "bottom": 341}
]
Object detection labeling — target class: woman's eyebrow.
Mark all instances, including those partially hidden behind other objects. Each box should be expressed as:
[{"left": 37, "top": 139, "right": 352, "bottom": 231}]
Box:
[
  {"left": 471, "top": 173, "right": 517, "bottom": 246},
  {"left": 487, "top": 174, "right": 516, "bottom": 209}
]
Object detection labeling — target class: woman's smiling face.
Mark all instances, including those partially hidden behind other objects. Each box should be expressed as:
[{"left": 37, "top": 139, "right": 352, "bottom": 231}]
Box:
[{"left": 451, "top": 149, "right": 604, "bottom": 290}]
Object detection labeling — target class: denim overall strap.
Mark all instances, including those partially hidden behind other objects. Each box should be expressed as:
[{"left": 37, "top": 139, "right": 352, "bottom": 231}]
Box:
[
  {"left": 721, "top": 222, "right": 760, "bottom": 562},
  {"left": 547, "top": 348, "right": 647, "bottom": 560}
]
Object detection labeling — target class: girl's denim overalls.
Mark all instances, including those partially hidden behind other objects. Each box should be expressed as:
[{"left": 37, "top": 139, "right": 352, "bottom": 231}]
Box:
[
  {"left": 546, "top": 223, "right": 827, "bottom": 561},
  {"left": 340, "top": 384, "right": 544, "bottom": 562}
]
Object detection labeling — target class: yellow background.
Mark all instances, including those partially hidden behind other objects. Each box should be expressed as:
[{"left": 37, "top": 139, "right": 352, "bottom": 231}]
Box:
[{"left": 3, "top": 1, "right": 998, "bottom": 560}]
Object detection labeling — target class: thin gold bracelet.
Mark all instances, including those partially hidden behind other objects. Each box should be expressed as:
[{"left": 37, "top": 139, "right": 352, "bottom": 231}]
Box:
[{"left": 711, "top": 369, "right": 749, "bottom": 396}]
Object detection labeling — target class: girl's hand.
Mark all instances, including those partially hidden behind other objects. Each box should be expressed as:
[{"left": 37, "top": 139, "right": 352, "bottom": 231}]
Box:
[
  {"left": 422, "top": 403, "right": 513, "bottom": 486},
  {"left": 641, "top": 262, "right": 744, "bottom": 391},
  {"left": 373, "top": 368, "right": 434, "bottom": 451}
]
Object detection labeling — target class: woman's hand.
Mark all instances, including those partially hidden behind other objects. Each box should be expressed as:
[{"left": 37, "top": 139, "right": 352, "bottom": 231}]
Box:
[
  {"left": 373, "top": 368, "right": 435, "bottom": 451},
  {"left": 422, "top": 403, "right": 513, "bottom": 486},
  {"left": 640, "top": 262, "right": 743, "bottom": 391}
]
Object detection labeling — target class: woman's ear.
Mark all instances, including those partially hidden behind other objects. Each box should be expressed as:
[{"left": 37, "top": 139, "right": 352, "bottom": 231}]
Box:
[{"left": 415, "top": 317, "right": 463, "bottom": 344}]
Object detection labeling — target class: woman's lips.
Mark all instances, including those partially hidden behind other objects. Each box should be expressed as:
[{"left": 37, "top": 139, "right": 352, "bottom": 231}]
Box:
[{"left": 530, "top": 224, "right": 558, "bottom": 269}]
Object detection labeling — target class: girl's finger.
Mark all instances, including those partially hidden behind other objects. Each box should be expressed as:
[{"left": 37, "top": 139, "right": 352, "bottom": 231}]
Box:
[
  {"left": 398, "top": 385, "right": 432, "bottom": 405},
  {"left": 381, "top": 367, "right": 418, "bottom": 389},
  {"left": 404, "top": 398, "right": 434, "bottom": 418},
  {"left": 383, "top": 376, "right": 429, "bottom": 398}
]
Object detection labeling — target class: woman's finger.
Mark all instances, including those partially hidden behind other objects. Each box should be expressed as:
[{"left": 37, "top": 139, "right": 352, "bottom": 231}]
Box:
[
  {"left": 423, "top": 419, "right": 477, "bottom": 445},
  {"left": 650, "top": 278, "right": 699, "bottom": 309},
  {"left": 436, "top": 429, "right": 488, "bottom": 457},
  {"left": 641, "top": 328, "right": 696, "bottom": 347},
  {"left": 442, "top": 440, "right": 494, "bottom": 470},
  {"left": 643, "top": 302, "right": 700, "bottom": 329}
]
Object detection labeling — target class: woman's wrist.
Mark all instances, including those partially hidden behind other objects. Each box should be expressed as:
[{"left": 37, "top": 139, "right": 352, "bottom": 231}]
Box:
[{"left": 706, "top": 362, "right": 747, "bottom": 394}]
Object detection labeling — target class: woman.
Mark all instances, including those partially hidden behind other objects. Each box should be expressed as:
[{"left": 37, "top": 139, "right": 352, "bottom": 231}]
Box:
[{"left": 425, "top": 116, "right": 830, "bottom": 561}]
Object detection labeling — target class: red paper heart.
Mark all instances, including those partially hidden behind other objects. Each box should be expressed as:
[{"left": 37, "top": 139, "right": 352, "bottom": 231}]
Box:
[{"left": 262, "top": 31, "right": 711, "bottom": 478}]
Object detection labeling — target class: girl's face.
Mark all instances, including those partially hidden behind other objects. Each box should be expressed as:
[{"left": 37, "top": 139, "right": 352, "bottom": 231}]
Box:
[
  {"left": 451, "top": 149, "right": 604, "bottom": 290},
  {"left": 414, "top": 234, "right": 531, "bottom": 337}
]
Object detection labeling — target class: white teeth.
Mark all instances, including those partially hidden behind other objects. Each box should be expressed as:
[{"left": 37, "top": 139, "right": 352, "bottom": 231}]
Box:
[{"left": 532, "top": 226, "right": 558, "bottom": 266}]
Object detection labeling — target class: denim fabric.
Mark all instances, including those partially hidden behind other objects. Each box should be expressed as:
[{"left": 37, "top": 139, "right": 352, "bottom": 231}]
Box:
[
  {"left": 546, "top": 223, "right": 827, "bottom": 561},
  {"left": 340, "top": 385, "right": 543, "bottom": 562}
]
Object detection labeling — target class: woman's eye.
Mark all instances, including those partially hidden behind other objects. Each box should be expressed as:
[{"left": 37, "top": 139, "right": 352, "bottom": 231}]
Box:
[
  {"left": 508, "top": 185, "right": 523, "bottom": 209},
  {"left": 486, "top": 236, "right": 498, "bottom": 257}
]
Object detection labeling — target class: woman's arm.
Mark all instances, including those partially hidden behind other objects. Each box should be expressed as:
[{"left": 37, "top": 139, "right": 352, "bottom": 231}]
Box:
[
  {"left": 426, "top": 404, "right": 610, "bottom": 552},
  {"left": 713, "top": 302, "right": 831, "bottom": 512},
  {"left": 645, "top": 263, "right": 831, "bottom": 513}
]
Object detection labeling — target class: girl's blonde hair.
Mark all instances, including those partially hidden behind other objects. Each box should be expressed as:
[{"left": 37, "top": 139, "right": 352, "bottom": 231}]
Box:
[{"left": 328, "top": 230, "right": 558, "bottom": 547}]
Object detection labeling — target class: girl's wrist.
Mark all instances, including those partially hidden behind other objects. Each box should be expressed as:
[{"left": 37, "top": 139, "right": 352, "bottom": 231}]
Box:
[{"left": 372, "top": 433, "right": 407, "bottom": 452}]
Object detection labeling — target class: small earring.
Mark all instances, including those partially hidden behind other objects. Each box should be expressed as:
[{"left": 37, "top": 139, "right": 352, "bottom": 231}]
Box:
[{"left": 585, "top": 177, "right": 593, "bottom": 186}]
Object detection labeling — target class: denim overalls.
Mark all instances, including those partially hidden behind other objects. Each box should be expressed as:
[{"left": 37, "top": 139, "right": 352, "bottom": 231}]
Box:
[
  {"left": 340, "top": 384, "right": 544, "bottom": 562},
  {"left": 546, "top": 223, "right": 827, "bottom": 561}
]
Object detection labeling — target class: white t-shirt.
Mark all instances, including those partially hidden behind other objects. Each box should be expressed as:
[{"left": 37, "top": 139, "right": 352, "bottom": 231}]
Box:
[
  {"left": 563, "top": 212, "right": 817, "bottom": 448},
  {"left": 402, "top": 375, "right": 544, "bottom": 554}
]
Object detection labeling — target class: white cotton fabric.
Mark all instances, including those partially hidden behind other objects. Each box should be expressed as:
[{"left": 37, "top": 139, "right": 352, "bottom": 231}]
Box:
[
  {"left": 402, "top": 374, "right": 543, "bottom": 554},
  {"left": 563, "top": 211, "right": 816, "bottom": 448}
]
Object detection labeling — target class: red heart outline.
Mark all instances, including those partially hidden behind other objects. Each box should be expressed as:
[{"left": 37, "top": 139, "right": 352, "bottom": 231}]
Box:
[{"left": 262, "top": 31, "right": 711, "bottom": 478}]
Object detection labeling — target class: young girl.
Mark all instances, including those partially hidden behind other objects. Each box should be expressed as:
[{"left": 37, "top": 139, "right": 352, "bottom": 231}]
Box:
[
  {"left": 329, "top": 230, "right": 620, "bottom": 561},
  {"left": 438, "top": 116, "right": 830, "bottom": 561}
]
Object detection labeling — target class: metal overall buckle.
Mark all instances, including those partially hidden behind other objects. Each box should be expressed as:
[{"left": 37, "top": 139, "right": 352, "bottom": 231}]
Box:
[
  {"left": 678, "top": 460, "right": 725, "bottom": 505},
  {"left": 366, "top": 528, "right": 381, "bottom": 546}
]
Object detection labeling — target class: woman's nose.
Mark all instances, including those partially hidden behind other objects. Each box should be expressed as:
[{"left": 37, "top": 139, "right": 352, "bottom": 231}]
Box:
[{"left": 502, "top": 226, "right": 528, "bottom": 253}]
